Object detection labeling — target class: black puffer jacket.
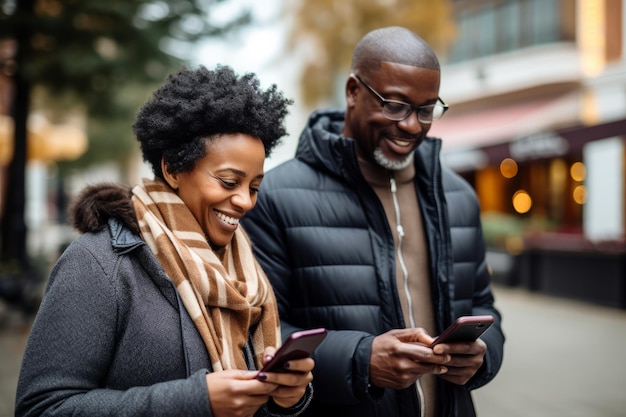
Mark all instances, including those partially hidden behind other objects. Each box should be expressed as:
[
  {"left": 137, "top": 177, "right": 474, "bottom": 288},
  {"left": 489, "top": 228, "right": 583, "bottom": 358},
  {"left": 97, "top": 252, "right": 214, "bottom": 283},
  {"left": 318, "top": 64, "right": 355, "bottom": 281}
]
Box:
[{"left": 242, "top": 109, "right": 505, "bottom": 417}]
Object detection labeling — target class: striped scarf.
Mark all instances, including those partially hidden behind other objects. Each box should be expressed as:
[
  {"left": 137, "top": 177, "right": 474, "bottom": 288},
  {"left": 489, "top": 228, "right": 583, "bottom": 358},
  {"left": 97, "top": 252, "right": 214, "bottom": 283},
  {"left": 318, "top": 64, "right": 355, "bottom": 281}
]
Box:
[{"left": 132, "top": 177, "right": 280, "bottom": 371}]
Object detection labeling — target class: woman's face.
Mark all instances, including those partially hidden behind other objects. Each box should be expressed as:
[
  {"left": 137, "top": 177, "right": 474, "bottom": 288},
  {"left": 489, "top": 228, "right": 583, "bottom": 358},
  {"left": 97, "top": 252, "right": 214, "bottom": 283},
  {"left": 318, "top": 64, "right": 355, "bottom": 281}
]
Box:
[{"left": 163, "top": 133, "right": 265, "bottom": 247}]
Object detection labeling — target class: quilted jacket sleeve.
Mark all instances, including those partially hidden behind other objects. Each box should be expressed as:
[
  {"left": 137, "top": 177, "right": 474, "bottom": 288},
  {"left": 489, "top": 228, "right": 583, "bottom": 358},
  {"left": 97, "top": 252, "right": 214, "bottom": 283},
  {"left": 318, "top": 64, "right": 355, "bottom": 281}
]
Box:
[
  {"left": 443, "top": 168, "right": 505, "bottom": 389},
  {"left": 242, "top": 171, "right": 381, "bottom": 406}
]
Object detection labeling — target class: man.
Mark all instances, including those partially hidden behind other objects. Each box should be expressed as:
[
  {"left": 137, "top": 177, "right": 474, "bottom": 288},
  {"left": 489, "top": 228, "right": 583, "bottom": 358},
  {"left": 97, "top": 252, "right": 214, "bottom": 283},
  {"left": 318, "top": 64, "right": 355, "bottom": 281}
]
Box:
[{"left": 242, "top": 26, "right": 505, "bottom": 417}]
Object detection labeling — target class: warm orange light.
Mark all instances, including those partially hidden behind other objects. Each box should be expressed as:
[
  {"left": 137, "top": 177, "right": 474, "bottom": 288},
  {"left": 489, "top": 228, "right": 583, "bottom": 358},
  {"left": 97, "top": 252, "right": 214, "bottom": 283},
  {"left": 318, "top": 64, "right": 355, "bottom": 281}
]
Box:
[
  {"left": 578, "top": 0, "right": 606, "bottom": 77},
  {"left": 512, "top": 190, "right": 532, "bottom": 214},
  {"left": 573, "top": 185, "right": 587, "bottom": 204},
  {"left": 29, "top": 123, "right": 88, "bottom": 161},
  {"left": 499, "top": 158, "right": 518, "bottom": 178},
  {"left": 0, "top": 115, "right": 13, "bottom": 165},
  {"left": 0, "top": 114, "right": 87, "bottom": 163},
  {"left": 570, "top": 162, "right": 586, "bottom": 182}
]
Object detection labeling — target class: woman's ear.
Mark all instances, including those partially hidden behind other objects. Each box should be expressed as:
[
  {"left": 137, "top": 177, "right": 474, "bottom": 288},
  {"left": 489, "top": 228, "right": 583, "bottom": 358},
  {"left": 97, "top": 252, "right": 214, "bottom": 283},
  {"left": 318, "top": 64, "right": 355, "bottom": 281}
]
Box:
[{"left": 161, "top": 158, "right": 179, "bottom": 190}]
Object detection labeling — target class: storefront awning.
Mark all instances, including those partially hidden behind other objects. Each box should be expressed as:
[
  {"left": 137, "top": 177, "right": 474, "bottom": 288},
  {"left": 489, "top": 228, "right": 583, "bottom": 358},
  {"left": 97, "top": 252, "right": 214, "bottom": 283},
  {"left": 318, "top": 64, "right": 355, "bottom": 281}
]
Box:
[
  {"left": 439, "top": 117, "right": 626, "bottom": 171},
  {"left": 429, "top": 92, "right": 590, "bottom": 171},
  {"left": 429, "top": 93, "right": 580, "bottom": 150}
]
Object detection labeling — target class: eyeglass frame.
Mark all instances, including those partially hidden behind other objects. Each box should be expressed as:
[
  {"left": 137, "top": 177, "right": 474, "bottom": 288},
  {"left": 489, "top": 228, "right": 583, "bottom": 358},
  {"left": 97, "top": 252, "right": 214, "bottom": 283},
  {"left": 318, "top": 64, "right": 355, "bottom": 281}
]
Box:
[{"left": 351, "top": 74, "right": 449, "bottom": 124}]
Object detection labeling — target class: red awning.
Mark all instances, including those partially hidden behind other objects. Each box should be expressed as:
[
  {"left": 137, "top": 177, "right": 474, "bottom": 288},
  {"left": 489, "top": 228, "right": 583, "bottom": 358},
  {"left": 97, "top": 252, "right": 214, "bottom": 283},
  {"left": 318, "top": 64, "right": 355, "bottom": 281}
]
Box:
[{"left": 429, "top": 93, "right": 580, "bottom": 150}]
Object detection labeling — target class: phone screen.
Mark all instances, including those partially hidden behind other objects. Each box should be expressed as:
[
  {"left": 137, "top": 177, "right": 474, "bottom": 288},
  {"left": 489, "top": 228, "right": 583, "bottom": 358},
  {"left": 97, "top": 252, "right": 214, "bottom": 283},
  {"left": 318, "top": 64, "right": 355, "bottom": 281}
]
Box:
[
  {"left": 258, "top": 328, "right": 327, "bottom": 374},
  {"left": 429, "top": 315, "right": 494, "bottom": 347}
]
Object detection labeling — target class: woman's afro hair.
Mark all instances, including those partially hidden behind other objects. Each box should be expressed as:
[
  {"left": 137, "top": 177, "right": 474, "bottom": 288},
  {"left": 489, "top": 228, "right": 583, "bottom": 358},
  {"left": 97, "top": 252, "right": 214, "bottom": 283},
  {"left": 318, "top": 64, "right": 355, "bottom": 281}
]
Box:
[{"left": 132, "top": 65, "right": 293, "bottom": 178}]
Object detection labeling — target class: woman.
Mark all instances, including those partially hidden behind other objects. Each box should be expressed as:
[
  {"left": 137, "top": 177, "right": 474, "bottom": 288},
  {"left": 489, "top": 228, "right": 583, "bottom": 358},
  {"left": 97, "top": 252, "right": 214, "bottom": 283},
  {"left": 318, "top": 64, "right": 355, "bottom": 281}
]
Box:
[{"left": 15, "top": 65, "right": 313, "bottom": 417}]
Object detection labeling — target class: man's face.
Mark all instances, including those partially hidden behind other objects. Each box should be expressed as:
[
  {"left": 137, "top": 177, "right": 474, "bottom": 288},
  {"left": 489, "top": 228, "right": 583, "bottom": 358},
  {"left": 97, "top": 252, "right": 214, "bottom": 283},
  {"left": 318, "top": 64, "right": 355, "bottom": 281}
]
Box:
[{"left": 343, "top": 61, "right": 441, "bottom": 170}]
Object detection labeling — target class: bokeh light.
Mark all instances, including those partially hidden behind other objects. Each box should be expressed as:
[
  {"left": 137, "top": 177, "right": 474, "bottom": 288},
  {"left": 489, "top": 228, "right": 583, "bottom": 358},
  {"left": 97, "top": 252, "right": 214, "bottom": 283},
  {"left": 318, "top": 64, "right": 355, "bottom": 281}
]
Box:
[
  {"left": 500, "top": 158, "right": 518, "bottom": 178},
  {"left": 570, "top": 162, "right": 586, "bottom": 182},
  {"left": 512, "top": 190, "right": 532, "bottom": 214},
  {"left": 573, "top": 185, "right": 587, "bottom": 204}
]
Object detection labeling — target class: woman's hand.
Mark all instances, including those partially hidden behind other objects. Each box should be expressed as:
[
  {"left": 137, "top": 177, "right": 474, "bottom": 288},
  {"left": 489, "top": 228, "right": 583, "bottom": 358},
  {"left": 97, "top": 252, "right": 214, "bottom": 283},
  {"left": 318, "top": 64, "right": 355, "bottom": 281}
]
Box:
[
  {"left": 258, "top": 346, "right": 314, "bottom": 409},
  {"left": 206, "top": 369, "right": 277, "bottom": 417}
]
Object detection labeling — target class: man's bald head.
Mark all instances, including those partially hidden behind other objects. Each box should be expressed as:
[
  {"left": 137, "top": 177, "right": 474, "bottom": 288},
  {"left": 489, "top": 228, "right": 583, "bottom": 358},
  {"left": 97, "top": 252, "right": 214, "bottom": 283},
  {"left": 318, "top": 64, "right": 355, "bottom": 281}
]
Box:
[{"left": 350, "top": 26, "right": 440, "bottom": 74}]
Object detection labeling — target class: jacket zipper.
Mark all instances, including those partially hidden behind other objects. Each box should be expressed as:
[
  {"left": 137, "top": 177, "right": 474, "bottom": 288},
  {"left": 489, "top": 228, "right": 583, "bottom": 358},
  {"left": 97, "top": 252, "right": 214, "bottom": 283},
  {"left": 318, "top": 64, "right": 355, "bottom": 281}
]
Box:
[{"left": 389, "top": 175, "right": 425, "bottom": 417}]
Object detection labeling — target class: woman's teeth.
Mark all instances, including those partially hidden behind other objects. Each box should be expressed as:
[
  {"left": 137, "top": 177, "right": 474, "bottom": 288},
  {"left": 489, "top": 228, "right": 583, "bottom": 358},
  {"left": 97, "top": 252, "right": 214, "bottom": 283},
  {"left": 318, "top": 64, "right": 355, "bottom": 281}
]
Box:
[{"left": 216, "top": 212, "right": 239, "bottom": 225}]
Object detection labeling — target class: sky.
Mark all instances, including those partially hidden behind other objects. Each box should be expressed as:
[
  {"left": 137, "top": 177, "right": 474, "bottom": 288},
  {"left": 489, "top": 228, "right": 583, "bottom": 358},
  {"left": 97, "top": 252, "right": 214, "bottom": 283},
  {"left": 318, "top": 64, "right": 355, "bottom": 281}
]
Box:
[{"left": 191, "top": 0, "right": 305, "bottom": 169}]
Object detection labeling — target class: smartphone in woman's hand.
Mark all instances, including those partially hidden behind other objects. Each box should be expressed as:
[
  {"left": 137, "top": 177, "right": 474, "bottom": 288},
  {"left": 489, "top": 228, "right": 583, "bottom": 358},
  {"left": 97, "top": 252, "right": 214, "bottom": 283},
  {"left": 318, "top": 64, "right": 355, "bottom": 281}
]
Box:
[{"left": 257, "top": 328, "right": 327, "bottom": 376}]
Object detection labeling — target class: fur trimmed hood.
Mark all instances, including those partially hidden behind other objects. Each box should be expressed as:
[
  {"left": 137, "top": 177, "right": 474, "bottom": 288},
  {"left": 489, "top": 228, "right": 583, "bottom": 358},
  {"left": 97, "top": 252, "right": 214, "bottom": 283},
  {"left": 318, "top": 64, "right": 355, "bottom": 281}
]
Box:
[{"left": 69, "top": 183, "right": 139, "bottom": 235}]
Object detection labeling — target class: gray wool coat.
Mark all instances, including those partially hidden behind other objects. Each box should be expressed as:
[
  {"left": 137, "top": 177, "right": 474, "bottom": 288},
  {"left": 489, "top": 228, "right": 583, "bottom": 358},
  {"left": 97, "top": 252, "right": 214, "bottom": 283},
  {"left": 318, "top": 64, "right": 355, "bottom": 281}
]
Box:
[{"left": 15, "top": 185, "right": 311, "bottom": 417}]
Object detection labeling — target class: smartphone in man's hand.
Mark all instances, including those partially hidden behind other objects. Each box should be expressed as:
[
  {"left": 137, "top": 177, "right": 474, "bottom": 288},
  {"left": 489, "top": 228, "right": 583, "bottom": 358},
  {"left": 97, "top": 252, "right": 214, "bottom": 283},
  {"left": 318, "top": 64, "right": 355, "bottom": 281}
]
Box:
[{"left": 429, "top": 315, "right": 494, "bottom": 347}]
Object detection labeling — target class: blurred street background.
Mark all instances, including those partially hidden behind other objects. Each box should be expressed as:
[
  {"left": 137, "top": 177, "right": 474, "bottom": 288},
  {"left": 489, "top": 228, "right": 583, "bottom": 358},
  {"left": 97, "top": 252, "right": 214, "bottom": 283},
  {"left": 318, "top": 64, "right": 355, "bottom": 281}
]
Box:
[{"left": 1, "top": 0, "right": 626, "bottom": 416}]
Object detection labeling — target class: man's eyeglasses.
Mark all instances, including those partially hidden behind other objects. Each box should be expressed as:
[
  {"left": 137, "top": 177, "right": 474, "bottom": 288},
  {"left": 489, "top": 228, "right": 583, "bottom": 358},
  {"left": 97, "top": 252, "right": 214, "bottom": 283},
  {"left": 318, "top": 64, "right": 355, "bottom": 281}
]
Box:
[{"left": 352, "top": 74, "right": 448, "bottom": 124}]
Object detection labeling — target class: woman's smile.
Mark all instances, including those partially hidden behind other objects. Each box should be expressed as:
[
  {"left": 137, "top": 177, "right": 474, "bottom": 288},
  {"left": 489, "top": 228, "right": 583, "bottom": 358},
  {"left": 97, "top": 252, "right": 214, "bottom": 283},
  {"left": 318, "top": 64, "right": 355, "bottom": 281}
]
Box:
[
  {"left": 163, "top": 133, "right": 265, "bottom": 247},
  {"left": 215, "top": 210, "right": 240, "bottom": 227}
]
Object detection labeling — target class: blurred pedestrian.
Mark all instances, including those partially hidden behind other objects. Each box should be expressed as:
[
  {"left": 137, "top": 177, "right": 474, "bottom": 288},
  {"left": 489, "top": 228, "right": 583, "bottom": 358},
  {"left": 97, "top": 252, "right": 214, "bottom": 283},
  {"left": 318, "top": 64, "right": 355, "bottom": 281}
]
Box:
[
  {"left": 15, "top": 65, "right": 314, "bottom": 417},
  {"left": 242, "top": 26, "right": 505, "bottom": 417}
]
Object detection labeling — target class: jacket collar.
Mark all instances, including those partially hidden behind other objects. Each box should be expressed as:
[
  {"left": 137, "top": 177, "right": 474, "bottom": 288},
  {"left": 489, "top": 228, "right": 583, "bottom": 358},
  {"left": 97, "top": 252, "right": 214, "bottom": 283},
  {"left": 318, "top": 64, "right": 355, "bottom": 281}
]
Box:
[
  {"left": 295, "top": 109, "right": 359, "bottom": 179},
  {"left": 296, "top": 108, "right": 443, "bottom": 183},
  {"left": 108, "top": 217, "right": 145, "bottom": 254}
]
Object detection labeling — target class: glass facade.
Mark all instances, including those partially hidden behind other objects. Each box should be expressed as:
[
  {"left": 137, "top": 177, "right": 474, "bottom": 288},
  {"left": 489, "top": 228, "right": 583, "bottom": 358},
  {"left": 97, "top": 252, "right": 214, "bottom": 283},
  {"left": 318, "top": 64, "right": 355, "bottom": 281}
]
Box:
[{"left": 447, "top": 0, "right": 575, "bottom": 63}]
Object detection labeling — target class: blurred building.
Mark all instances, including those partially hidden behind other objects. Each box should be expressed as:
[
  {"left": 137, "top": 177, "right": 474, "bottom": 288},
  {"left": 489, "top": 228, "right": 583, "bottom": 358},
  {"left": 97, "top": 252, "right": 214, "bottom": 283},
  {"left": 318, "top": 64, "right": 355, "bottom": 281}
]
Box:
[{"left": 430, "top": 0, "right": 626, "bottom": 307}]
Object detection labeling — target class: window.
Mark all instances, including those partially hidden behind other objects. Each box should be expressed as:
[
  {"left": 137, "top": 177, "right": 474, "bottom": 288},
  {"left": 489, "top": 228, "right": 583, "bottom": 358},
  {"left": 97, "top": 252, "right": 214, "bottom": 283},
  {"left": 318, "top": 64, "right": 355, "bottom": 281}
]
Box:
[{"left": 447, "top": 0, "right": 575, "bottom": 64}]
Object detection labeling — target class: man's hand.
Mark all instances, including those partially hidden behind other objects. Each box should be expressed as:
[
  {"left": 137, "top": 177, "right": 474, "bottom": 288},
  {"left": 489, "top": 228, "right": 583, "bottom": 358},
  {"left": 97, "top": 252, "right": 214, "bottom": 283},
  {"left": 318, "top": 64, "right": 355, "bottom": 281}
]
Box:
[
  {"left": 369, "top": 328, "right": 450, "bottom": 390},
  {"left": 431, "top": 338, "right": 487, "bottom": 385}
]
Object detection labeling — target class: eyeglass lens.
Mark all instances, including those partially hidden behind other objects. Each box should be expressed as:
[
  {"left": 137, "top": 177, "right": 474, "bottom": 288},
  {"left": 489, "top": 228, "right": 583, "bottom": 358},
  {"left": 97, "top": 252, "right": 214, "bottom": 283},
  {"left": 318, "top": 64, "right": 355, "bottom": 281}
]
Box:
[
  {"left": 354, "top": 74, "right": 447, "bottom": 124},
  {"left": 382, "top": 102, "right": 445, "bottom": 123}
]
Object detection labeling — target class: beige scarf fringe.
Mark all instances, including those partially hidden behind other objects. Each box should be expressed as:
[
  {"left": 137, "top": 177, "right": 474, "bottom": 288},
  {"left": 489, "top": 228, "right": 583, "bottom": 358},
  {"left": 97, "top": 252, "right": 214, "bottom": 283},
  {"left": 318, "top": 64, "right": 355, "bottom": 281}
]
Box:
[{"left": 132, "top": 178, "right": 280, "bottom": 371}]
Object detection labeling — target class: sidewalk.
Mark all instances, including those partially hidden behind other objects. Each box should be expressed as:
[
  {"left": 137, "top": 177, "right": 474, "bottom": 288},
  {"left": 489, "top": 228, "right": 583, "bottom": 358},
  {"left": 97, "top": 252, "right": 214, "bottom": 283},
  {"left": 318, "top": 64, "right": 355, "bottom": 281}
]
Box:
[
  {"left": 0, "top": 306, "right": 30, "bottom": 417},
  {"left": 1, "top": 284, "right": 626, "bottom": 416},
  {"left": 473, "top": 285, "right": 626, "bottom": 417}
]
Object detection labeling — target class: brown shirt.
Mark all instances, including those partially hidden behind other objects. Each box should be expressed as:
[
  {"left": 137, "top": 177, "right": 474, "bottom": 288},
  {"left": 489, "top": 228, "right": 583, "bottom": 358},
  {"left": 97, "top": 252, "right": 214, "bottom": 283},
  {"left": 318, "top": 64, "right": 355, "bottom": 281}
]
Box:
[{"left": 358, "top": 156, "right": 437, "bottom": 417}]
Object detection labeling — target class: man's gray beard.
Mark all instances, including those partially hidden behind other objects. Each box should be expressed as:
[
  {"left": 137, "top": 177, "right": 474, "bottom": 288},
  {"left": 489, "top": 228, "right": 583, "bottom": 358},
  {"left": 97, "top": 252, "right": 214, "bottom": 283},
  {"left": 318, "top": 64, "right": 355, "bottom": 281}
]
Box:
[{"left": 374, "top": 147, "right": 414, "bottom": 171}]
